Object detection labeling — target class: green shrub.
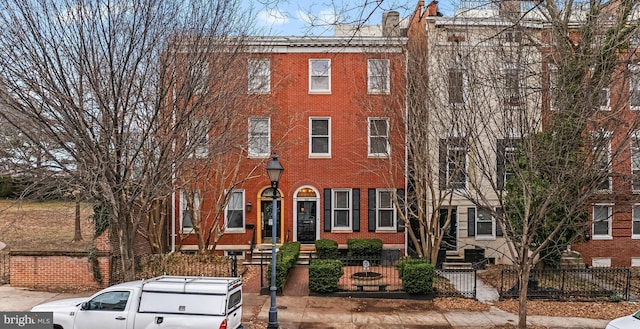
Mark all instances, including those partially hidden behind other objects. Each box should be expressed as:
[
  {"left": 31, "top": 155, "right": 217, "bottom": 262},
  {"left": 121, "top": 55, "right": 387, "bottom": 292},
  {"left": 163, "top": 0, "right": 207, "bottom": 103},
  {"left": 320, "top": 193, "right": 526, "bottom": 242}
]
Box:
[
  {"left": 396, "top": 258, "right": 431, "bottom": 280},
  {"left": 315, "top": 239, "right": 339, "bottom": 259},
  {"left": 347, "top": 238, "right": 383, "bottom": 257},
  {"left": 308, "top": 259, "right": 343, "bottom": 293},
  {"left": 402, "top": 262, "right": 435, "bottom": 294},
  {"left": 266, "top": 241, "right": 301, "bottom": 290}
]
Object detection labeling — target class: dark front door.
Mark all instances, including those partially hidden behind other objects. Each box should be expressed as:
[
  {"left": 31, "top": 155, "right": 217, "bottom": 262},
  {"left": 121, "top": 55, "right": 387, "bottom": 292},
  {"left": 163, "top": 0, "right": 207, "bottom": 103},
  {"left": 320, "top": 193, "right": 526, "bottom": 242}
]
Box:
[
  {"left": 296, "top": 201, "right": 317, "bottom": 244},
  {"left": 439, "top": 207, "right": 458, "bottom": 250},
  {"left": 261, "top": 200, "right": 281, "bottom": 243}
]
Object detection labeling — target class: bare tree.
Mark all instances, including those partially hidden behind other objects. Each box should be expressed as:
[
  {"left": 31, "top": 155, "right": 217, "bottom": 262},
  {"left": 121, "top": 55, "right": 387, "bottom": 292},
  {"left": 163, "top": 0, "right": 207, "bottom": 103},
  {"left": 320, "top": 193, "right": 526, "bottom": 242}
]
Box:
[
  {"left": 409, "top": 1, "right": 640, "bottom": 327},
  {"left": 0, "top": 0, "right": 259, "bottom": 280}
]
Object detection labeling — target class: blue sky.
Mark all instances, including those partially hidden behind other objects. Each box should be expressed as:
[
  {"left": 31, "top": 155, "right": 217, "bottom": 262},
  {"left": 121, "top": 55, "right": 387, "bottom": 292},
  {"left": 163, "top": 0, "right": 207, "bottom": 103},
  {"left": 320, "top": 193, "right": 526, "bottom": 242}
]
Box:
[{"left": 246, "top": 0, "right": 455, "bottom": 36}]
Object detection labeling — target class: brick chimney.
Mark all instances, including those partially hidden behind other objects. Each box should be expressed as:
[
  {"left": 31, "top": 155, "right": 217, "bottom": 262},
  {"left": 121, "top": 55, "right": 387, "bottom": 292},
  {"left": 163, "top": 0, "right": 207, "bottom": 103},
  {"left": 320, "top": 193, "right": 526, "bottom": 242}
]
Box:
[
  {"left": 382, "top": 11, "right": 400, "bottom": 37},
  {"left": 426, "top": 1, "right": 440, "bottom": 17}
]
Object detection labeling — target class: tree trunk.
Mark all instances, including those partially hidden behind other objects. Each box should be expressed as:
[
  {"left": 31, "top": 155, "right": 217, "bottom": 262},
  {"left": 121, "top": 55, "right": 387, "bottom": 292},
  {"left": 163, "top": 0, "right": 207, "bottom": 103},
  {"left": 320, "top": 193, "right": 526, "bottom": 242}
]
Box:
[
  {"left": 116, "top": 221, "right": 136, "bottom": 281},
  {"left": 73, "top": 199, "right": 82, "bottom": 242},
  {"left": 518, "top": 262, "right": 531, "bottom": 328}
]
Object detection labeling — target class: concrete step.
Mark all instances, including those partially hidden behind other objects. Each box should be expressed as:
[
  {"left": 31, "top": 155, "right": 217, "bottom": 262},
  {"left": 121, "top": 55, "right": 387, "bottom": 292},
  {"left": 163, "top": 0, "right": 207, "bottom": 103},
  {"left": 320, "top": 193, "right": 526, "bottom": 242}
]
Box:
[{"left": 442, "top": 262, "right": 474, "bottom": 270}]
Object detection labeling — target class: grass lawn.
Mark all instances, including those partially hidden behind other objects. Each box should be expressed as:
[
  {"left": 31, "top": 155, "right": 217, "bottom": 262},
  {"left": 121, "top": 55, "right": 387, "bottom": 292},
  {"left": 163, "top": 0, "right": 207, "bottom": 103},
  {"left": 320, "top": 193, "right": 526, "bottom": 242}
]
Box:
[{"left": 0, "top": 199, "right": 94, "bottom": 252}]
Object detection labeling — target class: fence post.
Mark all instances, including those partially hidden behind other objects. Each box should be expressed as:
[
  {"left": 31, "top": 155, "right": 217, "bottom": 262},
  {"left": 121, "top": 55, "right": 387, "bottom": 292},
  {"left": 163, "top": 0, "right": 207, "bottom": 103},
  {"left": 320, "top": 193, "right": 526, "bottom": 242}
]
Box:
[{"left": 231, "top": 255, "right": 238, "bottom": 277}]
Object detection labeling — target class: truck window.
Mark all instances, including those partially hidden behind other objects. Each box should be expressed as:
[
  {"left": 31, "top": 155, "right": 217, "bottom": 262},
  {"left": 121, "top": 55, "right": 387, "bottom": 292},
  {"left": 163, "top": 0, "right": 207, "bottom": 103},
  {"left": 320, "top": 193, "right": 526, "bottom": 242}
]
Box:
[
  {"left": 85, "top": 291, "right": 130, "bottom": 311},
  {"left": 228, "top": 291, "right": 242, "bottom": 310}
]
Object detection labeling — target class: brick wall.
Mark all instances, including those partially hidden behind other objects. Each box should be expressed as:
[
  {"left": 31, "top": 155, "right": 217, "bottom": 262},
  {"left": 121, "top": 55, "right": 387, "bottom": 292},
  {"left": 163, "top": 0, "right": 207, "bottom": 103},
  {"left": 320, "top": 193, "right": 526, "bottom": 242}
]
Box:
[{"left": 9, "top": 232, "right": 113, "bottom": 291}]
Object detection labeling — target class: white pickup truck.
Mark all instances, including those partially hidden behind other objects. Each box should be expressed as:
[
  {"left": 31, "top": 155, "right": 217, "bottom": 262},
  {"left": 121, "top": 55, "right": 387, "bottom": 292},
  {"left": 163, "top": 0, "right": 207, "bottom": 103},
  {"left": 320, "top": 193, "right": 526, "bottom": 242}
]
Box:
[{"left": 31, "top": 275, "right": 243, "bottom": 329}]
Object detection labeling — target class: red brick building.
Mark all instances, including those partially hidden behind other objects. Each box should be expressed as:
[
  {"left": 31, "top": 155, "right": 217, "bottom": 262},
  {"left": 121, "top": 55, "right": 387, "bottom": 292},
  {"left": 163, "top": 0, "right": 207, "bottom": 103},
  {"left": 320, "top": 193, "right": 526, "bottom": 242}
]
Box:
[{"left": 172, "top": 34, "right": 408, "bottom": 257}]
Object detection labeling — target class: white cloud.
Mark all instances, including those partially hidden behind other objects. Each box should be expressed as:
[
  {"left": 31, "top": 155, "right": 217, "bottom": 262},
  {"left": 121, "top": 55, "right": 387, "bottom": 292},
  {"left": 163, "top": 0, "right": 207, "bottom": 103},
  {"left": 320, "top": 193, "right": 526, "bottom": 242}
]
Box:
[
  {"left": 297, "top": 8, "right": 339, "bottom": 26},
  {"left": 257, "top": 9, "right": 288, "bottom": 26}
]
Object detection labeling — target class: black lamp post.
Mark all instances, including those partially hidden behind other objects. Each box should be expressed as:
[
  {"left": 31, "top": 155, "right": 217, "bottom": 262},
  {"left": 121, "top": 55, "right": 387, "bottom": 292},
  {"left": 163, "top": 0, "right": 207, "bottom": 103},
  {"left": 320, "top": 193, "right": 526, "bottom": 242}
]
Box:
[{"left": 266, "top": 153, "right": 283, "bottom": 329}]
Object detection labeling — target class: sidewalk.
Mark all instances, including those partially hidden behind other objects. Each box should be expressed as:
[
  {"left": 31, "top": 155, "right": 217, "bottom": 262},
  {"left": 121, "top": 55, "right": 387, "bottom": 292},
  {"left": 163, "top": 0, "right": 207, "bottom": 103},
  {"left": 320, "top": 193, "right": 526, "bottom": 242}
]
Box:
[
  {"left": 0, "top": 284, "right": 612, "bottom": 328},
  {"left": 245, "top": 293, "right": 611, "bottom": 329}
]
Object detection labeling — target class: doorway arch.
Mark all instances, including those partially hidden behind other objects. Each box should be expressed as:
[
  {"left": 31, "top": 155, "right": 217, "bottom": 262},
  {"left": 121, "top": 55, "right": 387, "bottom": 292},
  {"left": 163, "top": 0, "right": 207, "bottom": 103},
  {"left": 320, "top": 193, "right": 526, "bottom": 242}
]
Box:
[
  {"left": 292, "top": 186, "right": 320, "bottom": 244},
  {"left": 257, "top": 186, "right": 284, "bottom": 244}
]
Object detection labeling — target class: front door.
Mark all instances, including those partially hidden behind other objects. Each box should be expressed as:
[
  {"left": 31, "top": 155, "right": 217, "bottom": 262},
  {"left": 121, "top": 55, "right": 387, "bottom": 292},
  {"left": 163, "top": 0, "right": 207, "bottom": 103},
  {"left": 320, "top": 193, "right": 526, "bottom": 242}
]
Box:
[
  {"left": 439, "top": 207, "right": 458, "bottom": 250},
  {"left": 261, "top": 200, "right": 281, "bottom": 244},
  {"left": 296, "top": 200, "right": 317, "bottom": 244}
]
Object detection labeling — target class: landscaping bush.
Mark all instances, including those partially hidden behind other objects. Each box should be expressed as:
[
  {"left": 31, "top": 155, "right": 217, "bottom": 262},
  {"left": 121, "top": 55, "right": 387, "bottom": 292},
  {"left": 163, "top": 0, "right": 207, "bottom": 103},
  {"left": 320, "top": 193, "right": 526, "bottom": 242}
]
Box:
[
  {"left": 315, "top": 239, "right": 339, "bottom": 259},
  {"left": 402, "top": 262, "right": 435, "bottom": 294},
  {"left": 308, "top": 259, "right": 343, "bottom": 293},
  {"left": 266, "top": 241, "right": 301, "bottom": 290},
  {"left": 396, "top": 258, "right": 431, "bottom": 280},
  {"left": 347, "top": 238, "right": 383, "bottom": 258}
]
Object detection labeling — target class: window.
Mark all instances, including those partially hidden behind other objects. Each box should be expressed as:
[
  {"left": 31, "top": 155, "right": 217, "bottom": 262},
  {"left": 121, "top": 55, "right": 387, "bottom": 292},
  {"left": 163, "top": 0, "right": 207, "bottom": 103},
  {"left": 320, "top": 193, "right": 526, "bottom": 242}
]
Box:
[
  {"left": 225, "top": 190, "right": 245, "bottom": 232},
  {"left": 548, "top": 64, "right": 559, "bottom": 111},
  {"left": 504, "top": 30, "right": 523, "bottom": 43},
  {"left": 504, "top": 64, "right": 523, "bottom": 107},
  {"left": 630, "top": 65, "right": 640, "bottom": 111},
  {"left": 633, "top": 205, "right": 640, "bottom": 238},
  {"left": 592, "top": 204, "right": 612, "bottom": 239},
  {"left": 187, "top": 117, "right": 209, "bottom": 158},
  {"left": 497, "top": 138, "right": 519, "bottom": 189},
  {"left": 309, "top": 59, "right": 331, "bottom": 93},
  {"left": 248, "top": 117, "right": 270, "bottom": 157},
  {"left": 332, "top": 189, "right": 351, "bottom": 230},
  {"left": 248, "top": 58, "right": 270, "bottom": 94},
  {"left": 591, "top": 67, "right": 610, "bottom": 110},
  {"left": 368, "top": 118, "right": 389, "bottom": 157},
  {"left": 368, "top": 59, "right": 390, "bottom": 93},
  {"left": 85, "top": 291, "right": 130, "bottom": 311},
  {"left": 439, "top": 137, "right": 467, "bottom": 189},
  {"left": 476, "top": 208, "right": 494, "bottom": 239},
  {"left": 448, "top": 68, "right": 465, "bottom": 107},
  {"left": 189, "top": 61, "right": 210, "bottom": 95},
  {"left": 633, "top": 135, "right": 640, "bottom": 191},
  {"left": 376, "top": 189, "right": 396, "bottom": 230},
  {"left": 309, "top": 118, "right": 330, "bottom": 156},
  {"left": 592, "top": 131, "right": 611, "bottom": 191},
  {"left": 180, "top": 190, "right": 199, "bottom": 232}
]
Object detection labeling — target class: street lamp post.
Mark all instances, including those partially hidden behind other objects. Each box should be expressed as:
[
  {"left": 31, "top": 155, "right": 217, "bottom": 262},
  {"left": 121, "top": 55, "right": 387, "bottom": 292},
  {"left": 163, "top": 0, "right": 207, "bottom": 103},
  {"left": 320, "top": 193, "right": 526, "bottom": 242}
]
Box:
[{"left": 266, "top": 154, "right": 283, "bottom": 329}]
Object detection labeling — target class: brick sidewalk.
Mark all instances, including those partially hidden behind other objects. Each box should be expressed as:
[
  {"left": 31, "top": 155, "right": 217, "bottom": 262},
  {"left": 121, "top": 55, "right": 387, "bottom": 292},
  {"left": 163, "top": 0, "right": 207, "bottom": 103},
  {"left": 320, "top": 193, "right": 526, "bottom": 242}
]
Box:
[{"left": 282, "top": 266, "right": 309, "bottom": 296}]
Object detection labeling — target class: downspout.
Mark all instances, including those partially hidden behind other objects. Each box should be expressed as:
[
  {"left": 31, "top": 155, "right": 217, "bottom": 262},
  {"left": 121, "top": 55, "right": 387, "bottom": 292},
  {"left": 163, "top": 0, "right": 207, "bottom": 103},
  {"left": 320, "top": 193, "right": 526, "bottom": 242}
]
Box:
[{"left": 404, "top": 42, "right": 410, "bottom": 257}]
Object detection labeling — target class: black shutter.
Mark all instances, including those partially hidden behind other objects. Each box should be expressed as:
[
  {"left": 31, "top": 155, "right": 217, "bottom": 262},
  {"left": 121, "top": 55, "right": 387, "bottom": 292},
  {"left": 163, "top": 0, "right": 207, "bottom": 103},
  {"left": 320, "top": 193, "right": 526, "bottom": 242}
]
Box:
[
  {"left": 439, "top": 138, "right": 447, "bottom": 189},
  {"left": 324, "top": 189, "right": 331, "bottom": 232},
  {"left": 496, "top": 139, "right": 505, "bottom": 190},
  {"left": 495, "top": 207, "right": 504, "bottom": 236},
  {"left": 397, "top": 189, "right": 405, "bottom": 232},
  {"left": 353, "top": 189, "right": 360, "bottom": 232},
  {"left": 467, "top": 207, "right": 476, "bottom": 237},
  {"left": 368, "top": 189, "right": 376, "bottom": 232}
]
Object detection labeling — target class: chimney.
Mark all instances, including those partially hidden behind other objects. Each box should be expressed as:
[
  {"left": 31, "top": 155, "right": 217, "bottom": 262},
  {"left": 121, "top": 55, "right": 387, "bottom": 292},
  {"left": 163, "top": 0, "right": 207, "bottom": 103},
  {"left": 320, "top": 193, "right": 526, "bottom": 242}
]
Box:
[
  {"left": 426, "top": 1, "right": 440, "bottom": 17},
  {"left": 382, "top": 11, "right": 400, "bottom": 37}
]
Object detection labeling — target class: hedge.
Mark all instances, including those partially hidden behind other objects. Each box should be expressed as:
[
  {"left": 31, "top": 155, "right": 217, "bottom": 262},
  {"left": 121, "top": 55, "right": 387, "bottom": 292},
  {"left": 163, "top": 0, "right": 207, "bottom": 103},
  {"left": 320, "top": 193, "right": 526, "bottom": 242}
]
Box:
[
  {"left": 308, "top": 259, "right": 343, "bottom": 293},
  {"left": 347, "top": 238, "right": 383, "bottom": 257},
  {"left": 401, "top": 262, "right": 435, "bottom": 294},
  {"left": 315, "top": 239, "right": 338, "bottom": 259},
  {"left": 266, "top": 241, "right": 301, "bottom": 290},
  {"left": 396, "top": 258, "right": 431, "bottom": 280}
]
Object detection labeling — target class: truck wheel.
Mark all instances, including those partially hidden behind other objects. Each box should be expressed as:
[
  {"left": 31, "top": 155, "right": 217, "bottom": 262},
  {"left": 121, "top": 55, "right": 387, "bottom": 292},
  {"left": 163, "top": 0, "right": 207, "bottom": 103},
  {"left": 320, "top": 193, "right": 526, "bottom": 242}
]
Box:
[{"left": 54, "top": 325, "right": 63, "bottom": 329}]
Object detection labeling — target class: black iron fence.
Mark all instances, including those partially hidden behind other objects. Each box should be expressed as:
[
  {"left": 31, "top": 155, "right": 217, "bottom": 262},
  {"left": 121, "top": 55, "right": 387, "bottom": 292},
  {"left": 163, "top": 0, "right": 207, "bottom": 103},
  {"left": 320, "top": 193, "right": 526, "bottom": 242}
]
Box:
[
  {"left": 499, "top": 267, "right": 631, "bottom": 301},
  {"left": 0, "top": 253, "right": 8, "bottom": 284},
  {"left": 308, "top": 252, "right": 477, "bottom": 298}
]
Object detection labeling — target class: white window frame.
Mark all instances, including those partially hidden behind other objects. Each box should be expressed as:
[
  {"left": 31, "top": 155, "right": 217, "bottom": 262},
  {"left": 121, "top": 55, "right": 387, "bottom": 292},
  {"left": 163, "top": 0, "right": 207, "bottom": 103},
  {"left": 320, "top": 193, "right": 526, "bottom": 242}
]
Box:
[
  {"left": 332, "top": 189, "right": 352, "bottom": 231},
  {"left": 590, "top": 67, "right": 611, "bottom": 111},
  {"left": 592, "top": 257, "right": 612, "bottom": 267},
  {"left": 376, "top": 189, "right": 396, "bottom": 231},
  {"left": 190, "top": 61, "right": 210, "bottom": 95},
  {"left": 309, "top": 117, "right": 331, "bottom": 157},
  {"left": 632, "top": 134, "right": 640, "bottom": 192},
  {"left": 309, "top": 59, "right": 331, "bottom": 93},
  {"left": 367, "top": 59, "right": 390, "bottom": 94},
  {"left": 592, "top": 204, "right": 613, "bottom": 240},
  {"left": 248, "top": 117, "right": 270, "bottom": 158},
  {"left": 248, "top": 58, "right": 271, "bottom": 94},
  {"left": 632, "top": 257, "right": 640, "bottom": 267},
  {"left": 475, "top": 207, "right": 495, "bottom": 240},
  {"left": 630, "top": 64, "right": 640, "bottom": 111},
  {"left": 368, "top": 117, "right": 390, "bottom": 157},
  {"left": 187, "top": 117, "right": 209, "bottom": 158},
  {"left": 179, "top": 190, "right": 199, "bottom": 233},
  {"left": 447, "top": 67, "right": 466, "bottom": 108},
  {"left": 633, "top": 204, "right": 640, "bottom": 239},
  {"left": 224, "top": 189, "right": 245, "bottom": 233},
  {"left": 592, "top": 131, "right": 612, "bottom": 191},
  {"left": 548, "top": 64, "right": 558, "bottom": 111}
]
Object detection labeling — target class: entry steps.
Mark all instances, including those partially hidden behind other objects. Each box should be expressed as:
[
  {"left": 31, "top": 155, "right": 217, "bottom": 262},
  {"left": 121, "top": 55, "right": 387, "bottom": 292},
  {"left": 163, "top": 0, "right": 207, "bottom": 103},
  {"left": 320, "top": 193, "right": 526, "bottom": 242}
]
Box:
[
  {"left": 442, "top": 251, "right": 474, "bottom": 270},
  {"left": 243, "top": 244, "right": 316, "bottom": 266}
]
